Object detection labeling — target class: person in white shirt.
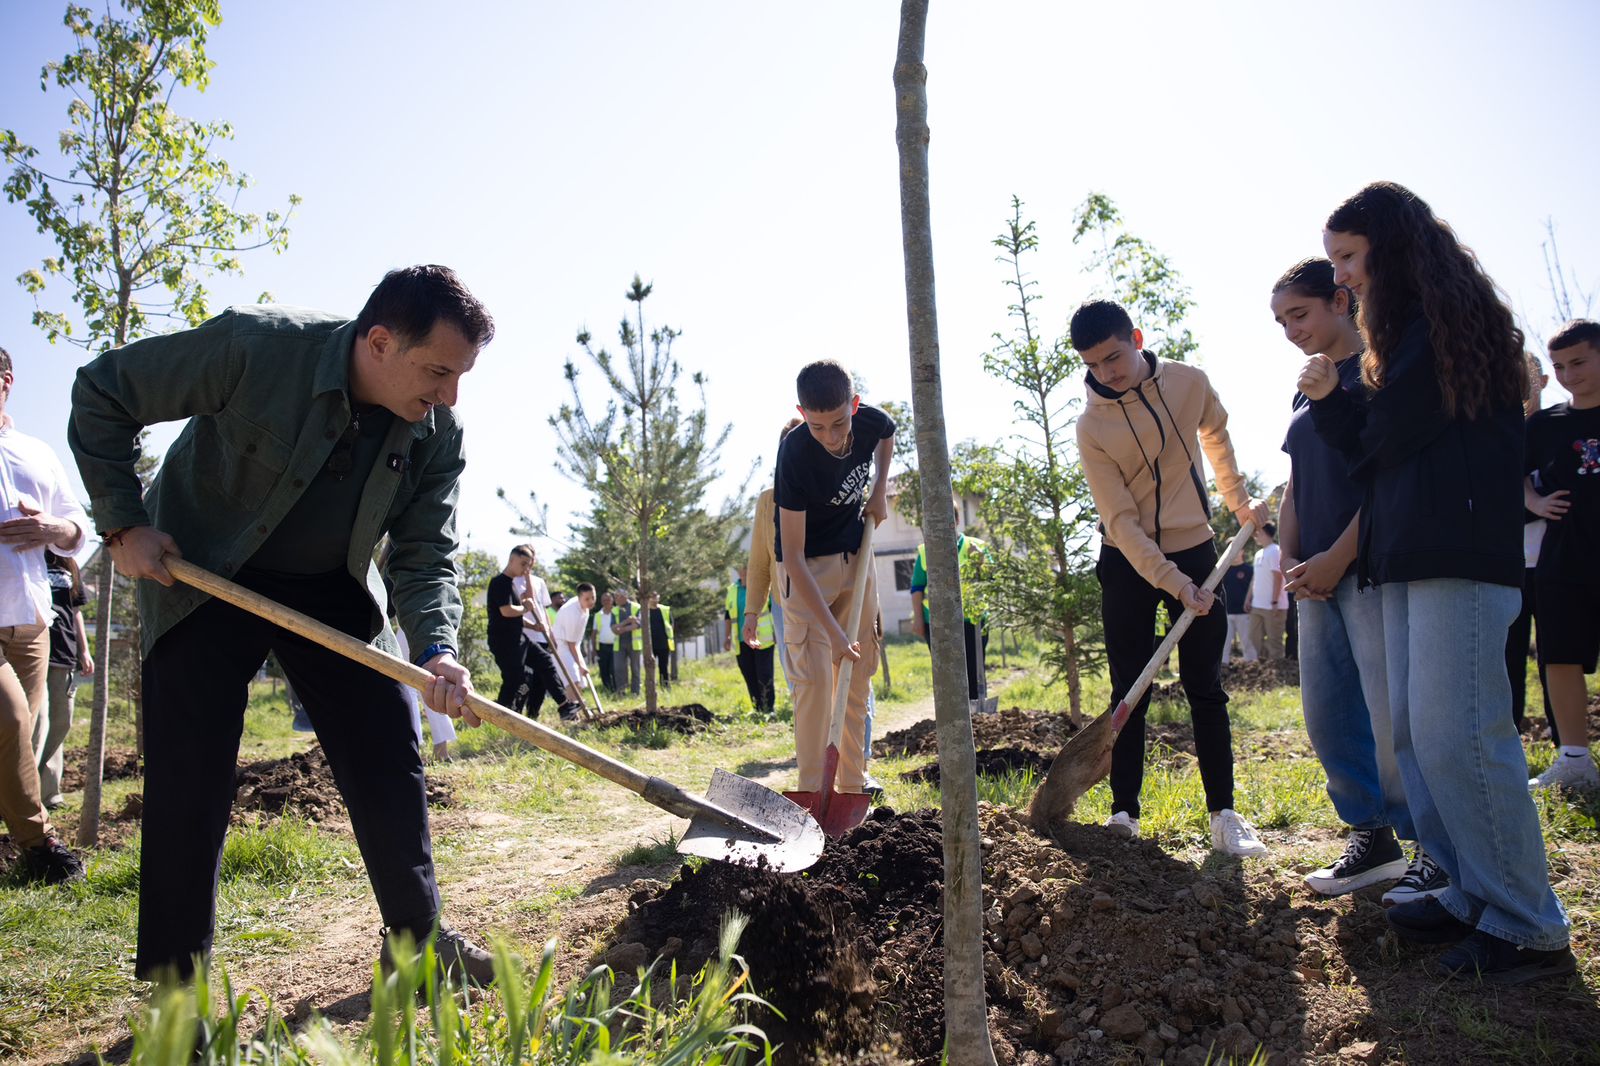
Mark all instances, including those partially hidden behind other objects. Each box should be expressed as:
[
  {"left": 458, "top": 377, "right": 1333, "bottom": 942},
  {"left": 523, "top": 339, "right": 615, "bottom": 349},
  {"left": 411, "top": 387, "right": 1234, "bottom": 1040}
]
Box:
[
  {"left": 1248, "top": 521, "right": 1291, "bottom": 662},
  {"left": 552, "top": 583, "right": 598, "bottom": 706},
  {"left": 0, "top": 347, "right": 92, "bottom": 882},
  {"left": 592, "top": 591, "right": 616, "bottom": 692},
  {"left": 510, "top": 550, "right": 582, "bottom": 722}
]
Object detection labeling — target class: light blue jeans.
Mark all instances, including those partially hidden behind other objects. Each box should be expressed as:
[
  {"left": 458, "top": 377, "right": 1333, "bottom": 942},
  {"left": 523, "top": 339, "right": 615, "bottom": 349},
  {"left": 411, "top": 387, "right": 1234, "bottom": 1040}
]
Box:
[
  {"left": 1384, "top": 578, "right": 1569, "bottom": 950},
  {"left": 1298, "top": 576, "right": 1413, "bottom": 839}
]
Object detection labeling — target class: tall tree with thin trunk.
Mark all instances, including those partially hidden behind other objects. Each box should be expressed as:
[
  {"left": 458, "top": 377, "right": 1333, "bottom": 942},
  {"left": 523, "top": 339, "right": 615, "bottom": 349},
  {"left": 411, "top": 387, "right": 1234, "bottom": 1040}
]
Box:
[
  {"left": 893, "top": 4, "right": 996, "bottom": 1062},
  {"left": 2, "top": 0, "right": 296, "bottom": 844}
]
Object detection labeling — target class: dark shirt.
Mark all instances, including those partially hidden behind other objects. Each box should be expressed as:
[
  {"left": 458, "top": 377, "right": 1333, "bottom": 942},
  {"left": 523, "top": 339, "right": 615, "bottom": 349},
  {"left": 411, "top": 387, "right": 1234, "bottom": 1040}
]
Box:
[
  {"left": 649, "top": 607, "right": 671, "bottom": 653},
  {"left": 1284, "top": 355, "right": 1364, "bottom": 573},
  {"left": 248, "top": 403, "right": 395, "bottom": 574},
  {"left": 1221, "top": 563, "right": 1253, "bottom": 615},
  {"left": 773, "top": 403, "right": 896, "bottom": 561},
  {"left": 1311, "top": 314, "right": 1524, "bottom": 589},
  {"left": 485, "top": 573, "right": 524, "bottom": 655},
  {"left": 1527, "top": 402, "right": 1600, "bottom": 584},
  {"left": 47, "top": 567, "right": 87, "bottom": 668}
]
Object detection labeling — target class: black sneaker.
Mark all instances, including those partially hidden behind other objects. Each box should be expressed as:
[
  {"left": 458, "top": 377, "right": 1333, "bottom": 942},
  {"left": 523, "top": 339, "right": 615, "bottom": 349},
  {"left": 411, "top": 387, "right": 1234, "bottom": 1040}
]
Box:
[
  {"left": 1386, "top": 896, "right": 1474, "bottom": 944},
  {"left": 1382, "top": 846, "right": 1450, "bottom": 906},
  {"left": 557, "top": 701, "right": 585, "bottom": 723},
  {"left": 1304, "top": 827, "right": 1409, "bottom": 896},
  {"left": 381, "top": 926, "right": 497, "bottom": 987},
  {"left": 17, "top": 837, "right": 85, "bottom": 885},
  {"left": 1438, "top": 930, "right": 1578, "bottom": 986}
]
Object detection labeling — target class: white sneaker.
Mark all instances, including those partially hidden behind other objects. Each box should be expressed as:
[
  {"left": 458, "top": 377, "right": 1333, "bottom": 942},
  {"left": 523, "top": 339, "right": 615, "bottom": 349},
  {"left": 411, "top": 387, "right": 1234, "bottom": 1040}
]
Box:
[
  {"left": 1105, "top": 811, "right": 1140, "bottom": 838},
  {"left": 1210, "top": 809, "right": 1268, "bottom": 857},
  {"left": 1529, "top": 752, "right": 1600, "bottom": 792}
]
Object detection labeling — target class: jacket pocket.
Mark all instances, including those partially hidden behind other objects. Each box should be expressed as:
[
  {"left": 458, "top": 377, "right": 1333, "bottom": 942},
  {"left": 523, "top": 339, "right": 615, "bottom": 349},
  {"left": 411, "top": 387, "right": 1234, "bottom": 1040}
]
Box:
[{"left": 205, "top": 407, "right": 293, "bottom": 510}]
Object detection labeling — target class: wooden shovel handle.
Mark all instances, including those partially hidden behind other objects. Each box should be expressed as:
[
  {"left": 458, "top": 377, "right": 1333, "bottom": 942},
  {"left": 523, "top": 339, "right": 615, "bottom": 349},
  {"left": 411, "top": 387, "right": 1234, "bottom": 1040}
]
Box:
[
  {"left": 162, "top": 557, "right": 733, "bottom": 827},
  {"left": 1120, "top": 520, "right": 1256, "bottom": 714},
  {"left": 827, "top": 520, "right": 877, "bottom": 748}
]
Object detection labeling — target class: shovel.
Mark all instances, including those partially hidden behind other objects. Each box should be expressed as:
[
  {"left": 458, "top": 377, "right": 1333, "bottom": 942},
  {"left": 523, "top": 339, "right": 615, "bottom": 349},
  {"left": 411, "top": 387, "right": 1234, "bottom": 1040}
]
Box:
[
  {"left": 164, "top": 557, "right": 825, "bottom": 872},
  {"left": 1028, "top": 521, "right": 1257, "bottom": 839},
  {"left": 783, "top": 521, "right": 876, "bottom": 837},
  {"left": 545, "top": 633, "right": 599, "bottom": 722}
]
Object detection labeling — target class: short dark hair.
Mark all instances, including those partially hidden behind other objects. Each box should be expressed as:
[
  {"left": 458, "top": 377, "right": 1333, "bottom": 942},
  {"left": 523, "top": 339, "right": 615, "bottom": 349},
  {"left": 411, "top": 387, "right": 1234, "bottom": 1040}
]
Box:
[
  {"left": 576, "top": 582, "right": 596, "bottom": 596},
  {"left": 1549, "top": 319, "right": 1600, "bottom": 353},
  {"left": 510, "top": 544, "right": 533, "bottom": 560},
  {"left": 795, "top": 360, "right": 852, "bottom": 411},
  {"left": 1261, "top": 521, "right": 1277, "bottom": 538},
  {"left": 1069, "top": 300, "right": 1134, "bottom": 351},
  {"left": 354, "top": 265, "right": 495, "bottom": 349},
  {"left": 0, "top": 346, "right": 11, "bottom": 376},
  {"left": 1272, "top": 258, "right": 1357, "bottom": 318}
]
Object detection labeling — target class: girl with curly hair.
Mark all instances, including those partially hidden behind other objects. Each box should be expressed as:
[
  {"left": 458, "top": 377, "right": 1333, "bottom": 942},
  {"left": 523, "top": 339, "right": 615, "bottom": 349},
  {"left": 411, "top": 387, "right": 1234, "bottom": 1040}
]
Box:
[{"left": 1298, "top": 181, "right": 1573, "bottom": 984}]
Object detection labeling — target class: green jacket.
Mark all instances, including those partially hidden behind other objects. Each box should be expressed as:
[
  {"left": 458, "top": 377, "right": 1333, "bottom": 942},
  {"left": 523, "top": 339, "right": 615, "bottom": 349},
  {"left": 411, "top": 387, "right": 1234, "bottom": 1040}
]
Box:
[
  {"left": 69, "top": 305, "right": 465, "bottom": 658},
  {"left": 911, "top": 534, "right": 992, "bottom": 625}
]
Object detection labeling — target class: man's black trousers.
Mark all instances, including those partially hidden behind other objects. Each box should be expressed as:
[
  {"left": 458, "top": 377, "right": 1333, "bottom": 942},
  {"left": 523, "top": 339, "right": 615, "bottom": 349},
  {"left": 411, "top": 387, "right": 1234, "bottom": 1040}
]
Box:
[
  {"left": 137, "top": 568, "right": 439, "bottom": 979},
  {"left": 736, "top": 644, "right": 775, "bottom": 714},
  {"left": 1099, "top": 541, "right": 1235, "bottom": 820},
  {"left": 493, "top": 637, "right": 567, "bottom": 716},
  {"left": 596, "top": 643, "right": 615, "bottom": 692},
  {"left": 923, "top": 619, "right": 987, "bottom": 700}
]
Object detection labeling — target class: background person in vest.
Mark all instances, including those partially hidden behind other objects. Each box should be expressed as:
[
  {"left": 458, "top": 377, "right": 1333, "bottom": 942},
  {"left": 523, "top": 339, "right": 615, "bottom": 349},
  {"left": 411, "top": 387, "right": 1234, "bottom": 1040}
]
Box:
[
  {"left": 610, "top": 588, "right": 642, "bottom": 696},
  {"left": 1248, "top": 522, "right": 1290, "bottom": 661},
  {"left": 647, "top": 592, "right": 675, "bottom": 688},
  {"left": 592, "top": 590, "right": 616, "bottom": 693},
  {"left": 729, "top": 566, "right": 776, "bottom": 714},
  {"left": 909, "top": 525, "right": 995, "bottom": 701}
]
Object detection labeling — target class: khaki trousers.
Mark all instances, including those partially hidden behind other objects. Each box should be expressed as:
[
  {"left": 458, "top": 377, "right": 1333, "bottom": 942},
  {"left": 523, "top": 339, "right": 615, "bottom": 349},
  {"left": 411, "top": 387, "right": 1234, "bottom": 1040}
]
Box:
[
  {"left": 1248, "top": 607, "right": 1287, "bottom": 661},
  {"left": 779, "top": 551, "right": 878, "bottom": 792},
  {"left": 0, "top": 622, "right": 54, "bottom": 849}
]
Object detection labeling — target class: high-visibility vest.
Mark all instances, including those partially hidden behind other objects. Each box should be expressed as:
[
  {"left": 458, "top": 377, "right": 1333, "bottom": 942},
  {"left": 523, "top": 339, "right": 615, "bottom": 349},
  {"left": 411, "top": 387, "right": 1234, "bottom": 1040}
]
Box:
[
  {"left": 726, "top": 581, "right": 774, "bottom": 649},
  {"left": 917, "top": 535, "right": 990, "bottom": 624},
  {"left": 610, "top": 602, "right": 640, "bottom": 650}
]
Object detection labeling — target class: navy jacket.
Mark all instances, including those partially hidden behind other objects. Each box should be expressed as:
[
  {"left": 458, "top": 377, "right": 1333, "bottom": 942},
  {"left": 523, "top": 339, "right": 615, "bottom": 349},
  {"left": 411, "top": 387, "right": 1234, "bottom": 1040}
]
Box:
[{"left": 1310, "top": 315, "right": 1524, "bottom": 589}]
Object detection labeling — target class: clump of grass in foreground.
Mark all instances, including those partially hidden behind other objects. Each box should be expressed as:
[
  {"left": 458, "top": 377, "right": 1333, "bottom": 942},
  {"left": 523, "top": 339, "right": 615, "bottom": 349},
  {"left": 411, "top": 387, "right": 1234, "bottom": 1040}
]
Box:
[{"left": 124, "top": 914, "right": 772, "bottom": 1066}]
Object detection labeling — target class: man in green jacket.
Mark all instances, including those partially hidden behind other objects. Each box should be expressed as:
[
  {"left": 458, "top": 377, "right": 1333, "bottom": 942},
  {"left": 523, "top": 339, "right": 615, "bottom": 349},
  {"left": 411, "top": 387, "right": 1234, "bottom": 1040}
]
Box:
[{"left": 69, "top": 265, "right": 495, "bottom": 983}]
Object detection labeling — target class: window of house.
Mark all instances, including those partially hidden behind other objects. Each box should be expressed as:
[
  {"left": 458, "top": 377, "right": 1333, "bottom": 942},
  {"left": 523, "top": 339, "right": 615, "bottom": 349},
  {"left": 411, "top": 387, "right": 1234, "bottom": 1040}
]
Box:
[{"left": 893, "top": 559, "right": 914, "bottom": 592}]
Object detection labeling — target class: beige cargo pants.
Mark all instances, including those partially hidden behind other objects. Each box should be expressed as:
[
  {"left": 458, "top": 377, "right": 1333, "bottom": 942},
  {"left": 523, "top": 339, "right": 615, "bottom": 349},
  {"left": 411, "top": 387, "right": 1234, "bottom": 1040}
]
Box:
[{"left": 778, "top": 551, "right": 878, "bottom": 793}]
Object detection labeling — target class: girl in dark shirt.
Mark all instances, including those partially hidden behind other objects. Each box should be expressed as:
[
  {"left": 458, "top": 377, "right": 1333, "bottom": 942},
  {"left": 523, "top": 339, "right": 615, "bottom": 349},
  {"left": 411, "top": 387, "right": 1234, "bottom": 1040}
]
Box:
[{"left": 1299, "top": 182, "right": 1571, "bottom": 984}]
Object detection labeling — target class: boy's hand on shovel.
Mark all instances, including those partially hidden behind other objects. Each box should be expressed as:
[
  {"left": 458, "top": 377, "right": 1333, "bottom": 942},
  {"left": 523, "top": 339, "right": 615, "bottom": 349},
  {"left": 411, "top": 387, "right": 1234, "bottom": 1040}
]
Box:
[
  {"left": 421, "top": 651, "right": 479, "bottom": 726},
  {"left": 828, "top": 622, "right": 862, "bottom": 665}
]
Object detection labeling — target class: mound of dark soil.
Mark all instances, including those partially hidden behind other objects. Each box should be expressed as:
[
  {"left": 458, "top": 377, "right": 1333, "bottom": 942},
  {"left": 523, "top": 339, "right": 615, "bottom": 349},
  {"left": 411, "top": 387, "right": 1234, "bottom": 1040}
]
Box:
[
  {"left": 1148, "top": 658, "right": 1301, "bottom": 705},
  {"left": 59, "top": 747, "right": 143, "bottom": 793},
  {"left": 591, "top": 703, "right": 715, "bottom": 735},
  {"left": 902, "top": 746, "right": 1052, "bottom": 785},
  {"left": 608, "top": 804, "right": 1599, "bottom": 1065},
  {"left": 874, "top": 708, "right": 1077, "bottom": 760},
  {"left": 232, "top": 745, "right": 452, "bottom": 822}
]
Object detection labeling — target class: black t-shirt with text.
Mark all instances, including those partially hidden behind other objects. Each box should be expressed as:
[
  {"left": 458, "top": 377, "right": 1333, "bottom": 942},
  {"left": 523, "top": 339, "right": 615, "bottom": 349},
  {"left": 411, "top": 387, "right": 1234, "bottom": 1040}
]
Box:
[
  {"left": 773, "top": 404, "right": 896, "bottom": 561},
  {"left": 1527, "top": 402, "right": 1600, "bottom": 583},
  {"left": 486, "top": 573, "right": 524, "bottom": 653}
]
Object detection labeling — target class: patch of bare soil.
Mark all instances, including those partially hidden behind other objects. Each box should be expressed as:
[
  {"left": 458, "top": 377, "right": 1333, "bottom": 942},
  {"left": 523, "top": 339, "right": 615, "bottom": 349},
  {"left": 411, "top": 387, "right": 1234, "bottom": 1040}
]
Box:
[
  {"left": 58, "top": 747, "right": 142, "bottom": 793},
  {"left": 902, "top": 746, "right": 1053, "bottom": 784},
  {"left": 589, "top": 702, "right": 715, "bottom": 735},
  {"left": 874, "top": 708, "right": 1078, "bottom": 760},
  {"left": 606, "top": 806, "right": 1600, "bottom": 1066},
  {"left": 232, "top": 745, "right": 453, "bottom": 822}
]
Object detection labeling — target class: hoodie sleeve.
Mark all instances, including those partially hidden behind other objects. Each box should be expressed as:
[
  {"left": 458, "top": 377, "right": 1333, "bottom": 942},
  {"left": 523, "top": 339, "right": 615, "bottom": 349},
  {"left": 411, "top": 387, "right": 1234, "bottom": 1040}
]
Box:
[
  {"left": 1195, "top": 370, "right": 1250, "bottom": 515},
  {"left": 1078, "top": 421, "right": 1189, "bottom": 598}
]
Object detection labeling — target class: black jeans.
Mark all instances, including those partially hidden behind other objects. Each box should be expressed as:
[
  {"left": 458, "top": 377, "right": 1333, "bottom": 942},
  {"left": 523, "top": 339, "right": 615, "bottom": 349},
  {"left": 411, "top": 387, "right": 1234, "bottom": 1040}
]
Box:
[
  {"left": 596, "top": 643, "right": 615, "bottom": 692},
  {"left": 137, "top": 569, "right": 438, "bottom": 979},
  {"left": 1505, "top": 567, "right": 1555, "bottom": 737},
  {"left": 1099, "top": 542, "right": 1235, "bottom": 819},
  {"left": 923, "top": 619, "right": 988, "bottom": 700},
  {"left": 736, "top": 644, "right": 776, "bottom": 714},
  {"left": 494, "top": 639, "right": 567, "bottom": 717}
]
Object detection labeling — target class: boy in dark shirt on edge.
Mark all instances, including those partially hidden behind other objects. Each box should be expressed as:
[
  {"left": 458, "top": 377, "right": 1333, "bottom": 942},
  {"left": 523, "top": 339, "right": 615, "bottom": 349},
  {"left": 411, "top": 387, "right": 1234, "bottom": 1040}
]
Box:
[
  {"left": 1525, "top": 320, "right": 1600, "bottom": 791},
  {"left": 774, "top": 361, "right": 894, "bottom": 794}
]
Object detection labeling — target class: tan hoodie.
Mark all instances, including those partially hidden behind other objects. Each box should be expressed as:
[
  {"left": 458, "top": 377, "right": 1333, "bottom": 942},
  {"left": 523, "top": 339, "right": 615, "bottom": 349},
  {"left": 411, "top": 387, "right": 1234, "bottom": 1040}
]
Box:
[{"left": 1076, "top": 351, "right": 1249, "bottom": 597}]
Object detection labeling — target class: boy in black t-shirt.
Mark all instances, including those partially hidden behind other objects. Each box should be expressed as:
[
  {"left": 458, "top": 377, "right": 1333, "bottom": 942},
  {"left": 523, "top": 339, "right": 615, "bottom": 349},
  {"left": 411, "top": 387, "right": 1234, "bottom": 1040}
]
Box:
[
  {"left": 1526, "top": 320, "right": 1600, "bottom": 791},
  {"left": 774, "top": 361, "right": 894, "bottom": 794}
]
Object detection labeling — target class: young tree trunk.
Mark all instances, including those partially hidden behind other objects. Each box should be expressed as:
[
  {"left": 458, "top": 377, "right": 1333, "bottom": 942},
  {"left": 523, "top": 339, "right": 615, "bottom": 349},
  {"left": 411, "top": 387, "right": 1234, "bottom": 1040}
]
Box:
[
  {"left": 77, "top": 555, "right": 113, "bottom": 847},
  {"left": 893, "top": 5, "right": 996, "bottom": 1063},
  {"left": 1063, "top": 627, "right": 1083, "bottom": 726}
]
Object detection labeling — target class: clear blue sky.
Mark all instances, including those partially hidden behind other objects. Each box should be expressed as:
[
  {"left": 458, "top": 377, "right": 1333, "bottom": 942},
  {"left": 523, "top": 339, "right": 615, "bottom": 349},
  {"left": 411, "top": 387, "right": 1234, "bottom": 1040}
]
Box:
[{"left": 4, "top": 1, "right": 1598, "bottom": 560}]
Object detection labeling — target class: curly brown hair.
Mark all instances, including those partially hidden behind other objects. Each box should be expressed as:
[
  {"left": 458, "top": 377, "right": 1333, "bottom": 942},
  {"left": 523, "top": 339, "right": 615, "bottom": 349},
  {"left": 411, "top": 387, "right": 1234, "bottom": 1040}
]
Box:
[{"left": 1326, "top": 182, "right": 1524, "bottom": 419}]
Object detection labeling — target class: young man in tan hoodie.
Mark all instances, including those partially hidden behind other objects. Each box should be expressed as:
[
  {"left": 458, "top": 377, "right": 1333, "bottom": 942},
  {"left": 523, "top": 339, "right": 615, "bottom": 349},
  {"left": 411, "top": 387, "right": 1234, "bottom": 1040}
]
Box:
[{"left": 1072, "top": 300, "right": 1272, "bottom": 856}]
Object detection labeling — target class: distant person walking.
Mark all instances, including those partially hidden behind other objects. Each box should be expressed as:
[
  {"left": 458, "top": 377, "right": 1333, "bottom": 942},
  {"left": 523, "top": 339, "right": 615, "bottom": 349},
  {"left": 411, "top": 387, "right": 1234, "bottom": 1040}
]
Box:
[
  {"left": 1248, "top": 522, "right": 1289, "bottom": 661},
  {"left": 1220, "top": 547, "right": 1254, "bottom": 662}
]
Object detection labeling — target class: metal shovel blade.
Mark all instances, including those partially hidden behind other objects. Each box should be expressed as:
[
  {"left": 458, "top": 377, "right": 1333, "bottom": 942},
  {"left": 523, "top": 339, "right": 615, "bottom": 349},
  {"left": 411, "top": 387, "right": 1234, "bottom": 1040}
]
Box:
[
  {"left": 680, "top": 768, "right": 827, "bottom": 872},
  {"left": 1028, "top": 699, "right": 1134, "bottom": 838}
]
